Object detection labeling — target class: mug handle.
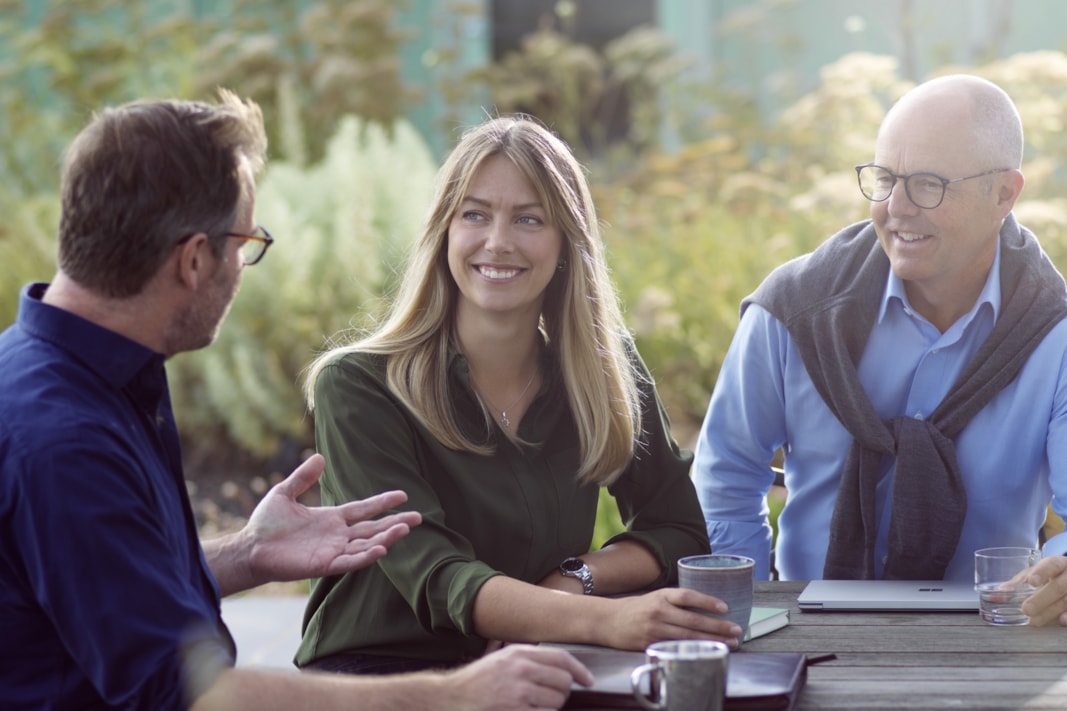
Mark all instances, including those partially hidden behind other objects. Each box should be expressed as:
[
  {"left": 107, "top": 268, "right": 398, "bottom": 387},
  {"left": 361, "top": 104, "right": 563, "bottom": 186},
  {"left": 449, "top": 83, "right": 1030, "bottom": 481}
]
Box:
[{"left": 630, "top": 662, "right": 667, "bottom": 710}]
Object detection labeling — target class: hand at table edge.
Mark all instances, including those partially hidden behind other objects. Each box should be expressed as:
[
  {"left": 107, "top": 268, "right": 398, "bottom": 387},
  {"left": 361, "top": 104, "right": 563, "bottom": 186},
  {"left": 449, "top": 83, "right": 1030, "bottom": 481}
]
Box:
[{"left": 1021, "top": 555, "right": 1067, "bottom": 626}]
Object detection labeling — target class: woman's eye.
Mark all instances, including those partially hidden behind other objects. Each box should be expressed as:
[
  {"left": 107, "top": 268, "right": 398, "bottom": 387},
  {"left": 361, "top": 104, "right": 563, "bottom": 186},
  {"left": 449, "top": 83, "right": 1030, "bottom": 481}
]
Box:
[
  {"left": 517, "top": 215, "right": 543, "bottom": 226},
  {"left": 461, "top": 210, "right": 485, "bottom": 222}
]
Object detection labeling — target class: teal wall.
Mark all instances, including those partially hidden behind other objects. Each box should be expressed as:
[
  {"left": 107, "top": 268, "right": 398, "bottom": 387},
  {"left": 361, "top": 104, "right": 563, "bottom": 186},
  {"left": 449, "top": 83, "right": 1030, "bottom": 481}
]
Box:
[
  {"left": 396, "top": 0, "right": 490, "bottom": 158},
  {"left": 663, "top": 0, "right": 1067, "bottom": 106},
  {"left": 400, "top": 0, "right": 1067, "bottom": 156},
  {"left": 11, "top": 0, "right": 1067, "bottom": 158}
]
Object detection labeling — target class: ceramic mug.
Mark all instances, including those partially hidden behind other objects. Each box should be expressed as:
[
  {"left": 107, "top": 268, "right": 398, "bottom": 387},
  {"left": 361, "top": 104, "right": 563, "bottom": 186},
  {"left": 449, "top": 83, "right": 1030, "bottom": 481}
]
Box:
[
  {"left": 630, "top": 639, "right": 728, "bottom": 711},
  {"left": 677, "top": 553, "right": 755, "bottom": 643}
]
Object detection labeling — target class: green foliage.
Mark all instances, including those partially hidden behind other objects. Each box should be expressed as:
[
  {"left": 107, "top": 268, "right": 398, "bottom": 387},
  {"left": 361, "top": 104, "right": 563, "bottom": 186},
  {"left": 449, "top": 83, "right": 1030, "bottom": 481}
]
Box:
[
  {"left": 193, "top": 0, "right": 418, "bottom": 167},
  {"left": 5, "top": 3, "right": 1067, "bottom": 547},
  {"left": 167, "top": 115, "right": 437, "bottom": 455},
  {"left": 974, "top": 51, "right": 1067, "bottom": 268},
  {"left": 0, "top": 0, "right": 204, "bottom": 194},
  {"left": 592, "top": 487, "right": 626, "bottom": 550},
  {"left": 0, "top": 191, "right": 59, "bottom": 324},
  {"left": 468, "top": 22, "right": 691, "bottom": 159},
  {"left": 0, "top": 0, "right": 413, "bottom": 197}
]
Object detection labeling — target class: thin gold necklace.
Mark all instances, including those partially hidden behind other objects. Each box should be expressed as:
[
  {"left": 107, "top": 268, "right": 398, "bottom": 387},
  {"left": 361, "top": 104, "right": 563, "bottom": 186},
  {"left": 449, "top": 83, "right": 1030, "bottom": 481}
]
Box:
[{"left": 475, "top": 369, "right": 538, "bottom": 429}]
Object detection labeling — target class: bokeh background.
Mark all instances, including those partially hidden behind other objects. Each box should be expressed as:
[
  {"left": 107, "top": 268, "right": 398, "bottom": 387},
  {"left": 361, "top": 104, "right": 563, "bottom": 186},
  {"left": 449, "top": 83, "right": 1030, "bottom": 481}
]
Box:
[{"left": 3, "top": 0, "right": 1065, "bottom": 558}]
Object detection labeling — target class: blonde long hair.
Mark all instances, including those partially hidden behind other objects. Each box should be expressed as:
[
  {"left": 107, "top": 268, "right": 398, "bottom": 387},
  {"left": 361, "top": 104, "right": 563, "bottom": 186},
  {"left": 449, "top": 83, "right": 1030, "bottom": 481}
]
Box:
[{"left": 304, "top": 115, "right": 642, "bottom": 485}]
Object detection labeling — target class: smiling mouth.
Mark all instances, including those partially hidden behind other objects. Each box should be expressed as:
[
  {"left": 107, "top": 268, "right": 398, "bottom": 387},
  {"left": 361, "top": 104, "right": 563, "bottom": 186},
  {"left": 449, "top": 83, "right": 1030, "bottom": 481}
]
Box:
[
  {"left": 477, "top": 265, "right": 523, "bottom": 279},
  {"left": 897, "top": 231, "right": 930, "bottom": 243}
]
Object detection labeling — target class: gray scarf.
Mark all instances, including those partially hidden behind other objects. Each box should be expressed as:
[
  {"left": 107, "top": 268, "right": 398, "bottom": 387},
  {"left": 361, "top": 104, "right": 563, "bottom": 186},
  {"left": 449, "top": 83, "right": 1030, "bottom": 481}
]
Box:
[{"left": 744, "top": 215, "right": 1067, "bottom": 579}]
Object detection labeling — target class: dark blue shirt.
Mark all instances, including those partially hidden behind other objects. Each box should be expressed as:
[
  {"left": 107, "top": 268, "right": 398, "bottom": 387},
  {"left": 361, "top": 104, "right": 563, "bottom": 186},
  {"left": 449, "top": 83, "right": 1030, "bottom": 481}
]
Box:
[{"left": 0, "top": 283, "right": 235, "bottom": 710}]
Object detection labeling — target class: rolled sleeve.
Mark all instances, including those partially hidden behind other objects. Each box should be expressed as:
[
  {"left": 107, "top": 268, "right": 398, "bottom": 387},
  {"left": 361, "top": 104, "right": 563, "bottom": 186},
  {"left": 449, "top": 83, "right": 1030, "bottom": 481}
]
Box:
[
  {"left": 301, "top": 345, "right": 710, "bottom": 663},
  {"left": 306, "top": 355, "right": 500, "bottom": 653}
]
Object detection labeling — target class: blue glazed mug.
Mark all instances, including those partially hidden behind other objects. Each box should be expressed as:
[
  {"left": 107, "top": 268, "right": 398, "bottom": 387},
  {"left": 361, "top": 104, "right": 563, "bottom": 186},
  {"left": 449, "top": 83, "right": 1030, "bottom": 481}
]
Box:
[{"left": 677, "top": 554, "right": 755, "bottom": 643}]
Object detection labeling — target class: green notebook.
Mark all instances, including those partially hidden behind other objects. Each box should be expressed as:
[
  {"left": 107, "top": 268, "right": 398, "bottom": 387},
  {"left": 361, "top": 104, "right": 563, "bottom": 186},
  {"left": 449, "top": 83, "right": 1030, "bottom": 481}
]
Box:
[{"left": 746, "top": 606, "right": 789, "bottom": 641}]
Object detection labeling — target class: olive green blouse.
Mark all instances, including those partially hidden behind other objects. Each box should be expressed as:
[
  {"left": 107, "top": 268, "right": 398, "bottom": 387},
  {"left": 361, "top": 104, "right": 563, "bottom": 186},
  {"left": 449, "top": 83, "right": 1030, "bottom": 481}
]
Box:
[{"left": 295, "top": 344, "right": 709, "bottom": 666}]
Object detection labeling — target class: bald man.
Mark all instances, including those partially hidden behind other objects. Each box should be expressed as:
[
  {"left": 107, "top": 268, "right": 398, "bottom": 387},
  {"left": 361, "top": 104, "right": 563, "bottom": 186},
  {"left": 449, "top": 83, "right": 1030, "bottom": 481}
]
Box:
[{"left": 693, "top": 74, "right": 1067, "bottom": 626}]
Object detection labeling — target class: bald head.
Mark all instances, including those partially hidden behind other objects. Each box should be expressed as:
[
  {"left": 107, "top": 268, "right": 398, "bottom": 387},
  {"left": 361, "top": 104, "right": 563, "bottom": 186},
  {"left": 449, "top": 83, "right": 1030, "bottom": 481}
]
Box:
[
  {"left": 879, "top": 74, "right": 1023, "bottom": 172},
  {"left": 867, "top": 74, "right": 1025, "bottom": 332}
]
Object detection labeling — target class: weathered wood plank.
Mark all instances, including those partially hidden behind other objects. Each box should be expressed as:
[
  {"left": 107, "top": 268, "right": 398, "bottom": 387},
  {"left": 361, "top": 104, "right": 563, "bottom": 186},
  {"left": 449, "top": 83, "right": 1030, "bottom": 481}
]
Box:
[
  {"left": 746, "top": 624, "right": 1066, "bottom": 656},
  {"left": 569, "top": 582, "right": 1067, "bottom": 710},
  {"left": 808, "top": 666, "right": 1067, "bottom": 682},
  {"left": 787, "top": 652, "right": 1067, "bottom": 668},
  {"left": 799, "top": 678, "right": 1067, "bottom": 710}
]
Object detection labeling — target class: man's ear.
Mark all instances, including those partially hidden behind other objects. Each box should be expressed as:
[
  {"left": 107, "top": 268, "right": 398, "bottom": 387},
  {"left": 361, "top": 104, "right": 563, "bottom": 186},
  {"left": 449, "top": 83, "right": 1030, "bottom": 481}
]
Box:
[
  {"left": 995, "top": 169, "right": 1025, "bottom": 216},
  {"left": 174, "top": 232, "right": 211, "bottom": 290}
]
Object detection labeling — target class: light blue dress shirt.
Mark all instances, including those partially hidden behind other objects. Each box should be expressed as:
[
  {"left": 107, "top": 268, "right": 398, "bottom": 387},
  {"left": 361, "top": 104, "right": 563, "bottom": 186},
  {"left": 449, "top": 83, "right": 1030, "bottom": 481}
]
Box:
[{"left": 693, "top": 240, "right": 1067, "bottom": 582}]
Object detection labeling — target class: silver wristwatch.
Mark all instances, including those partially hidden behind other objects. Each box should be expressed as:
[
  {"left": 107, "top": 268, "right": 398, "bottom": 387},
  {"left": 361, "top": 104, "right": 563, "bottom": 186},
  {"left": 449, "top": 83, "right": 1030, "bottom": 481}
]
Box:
[{"left": 559, "top": 556, "right": 594, "bottom": 595}]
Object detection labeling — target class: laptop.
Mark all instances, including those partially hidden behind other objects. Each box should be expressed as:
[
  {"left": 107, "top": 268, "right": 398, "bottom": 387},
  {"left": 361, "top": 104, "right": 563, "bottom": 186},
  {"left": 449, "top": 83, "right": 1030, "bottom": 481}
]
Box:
[{"left": 797, "top": 579, "right": 978, "bottom": 611}]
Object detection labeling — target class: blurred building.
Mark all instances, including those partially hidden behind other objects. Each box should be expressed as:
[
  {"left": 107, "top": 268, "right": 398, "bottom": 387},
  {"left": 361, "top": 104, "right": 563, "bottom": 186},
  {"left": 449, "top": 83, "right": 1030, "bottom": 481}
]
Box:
[
  {"left": 400, "top": 0, "right": 1067, "bottom": 156},
  {"left": 6, "top": 0, "right": 1067, "bottom": 160}
]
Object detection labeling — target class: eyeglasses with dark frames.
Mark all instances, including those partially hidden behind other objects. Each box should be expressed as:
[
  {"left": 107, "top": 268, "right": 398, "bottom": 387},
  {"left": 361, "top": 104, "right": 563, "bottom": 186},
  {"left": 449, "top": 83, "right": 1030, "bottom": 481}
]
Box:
[
  {"left": 175, "top": 225, "right": 274, "bottom": 266},
  {"left": 224, "top": 225, "right": 274, "bottom": 266},
  {"left": 855, "top": 163, "right": 1011, "bottom": 210}
]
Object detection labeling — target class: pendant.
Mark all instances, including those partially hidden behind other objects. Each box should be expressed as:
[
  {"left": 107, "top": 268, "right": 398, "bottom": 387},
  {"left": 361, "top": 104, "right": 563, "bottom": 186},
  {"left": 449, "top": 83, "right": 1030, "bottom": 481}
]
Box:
[{"left": 500, "top": 411, "right": 511, "bottom": 428}]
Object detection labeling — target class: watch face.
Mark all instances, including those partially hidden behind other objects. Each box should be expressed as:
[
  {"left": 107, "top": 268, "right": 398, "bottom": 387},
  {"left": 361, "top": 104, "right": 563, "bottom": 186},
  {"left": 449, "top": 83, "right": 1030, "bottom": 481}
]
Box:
[{"left": 561, "top": 558, "right": 584, "bottom": 573}]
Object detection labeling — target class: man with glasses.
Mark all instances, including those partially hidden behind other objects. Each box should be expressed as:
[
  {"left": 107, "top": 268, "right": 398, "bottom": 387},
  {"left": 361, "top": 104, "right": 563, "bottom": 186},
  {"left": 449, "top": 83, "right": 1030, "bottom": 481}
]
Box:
[
  {"left": 692, "top": 74, "right": 1067, "bottom": 625},
  {"left": 0, "top": 93, "right": 592, "bottom": 709}
]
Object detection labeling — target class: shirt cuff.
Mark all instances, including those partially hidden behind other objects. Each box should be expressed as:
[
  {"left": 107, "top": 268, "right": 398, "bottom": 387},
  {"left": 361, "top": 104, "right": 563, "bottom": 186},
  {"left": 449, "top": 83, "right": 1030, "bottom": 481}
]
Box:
[{"left": 1041, "top": 530, "right": 1067, "bottom": 558}]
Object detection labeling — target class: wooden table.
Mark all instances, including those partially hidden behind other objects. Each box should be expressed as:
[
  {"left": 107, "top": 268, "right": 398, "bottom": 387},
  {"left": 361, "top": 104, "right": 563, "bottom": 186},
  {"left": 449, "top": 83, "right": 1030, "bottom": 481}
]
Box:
[
  {"left": 567, "top": 580, "right": 1067, "bottom": 710},
  {"left": 740, "top": 580, "right": 1067, "bottom": 710}
]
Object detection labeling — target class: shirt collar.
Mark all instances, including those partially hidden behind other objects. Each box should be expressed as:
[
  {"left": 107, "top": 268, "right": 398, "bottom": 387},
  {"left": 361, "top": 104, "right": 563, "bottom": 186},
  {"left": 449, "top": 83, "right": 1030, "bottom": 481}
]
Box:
[
  {"left": 878, "top": 236, "right": 1002, "bottom": 325},
  {"left": 18, "top": 282, "right": 168, "bottom": 408}
]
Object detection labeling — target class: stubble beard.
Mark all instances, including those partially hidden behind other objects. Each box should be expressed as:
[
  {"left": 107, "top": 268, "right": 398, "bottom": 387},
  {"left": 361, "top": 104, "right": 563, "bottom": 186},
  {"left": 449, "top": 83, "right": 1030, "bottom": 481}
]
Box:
[{"left": 164, "top": 265, "right": 240, "bottom": 356}]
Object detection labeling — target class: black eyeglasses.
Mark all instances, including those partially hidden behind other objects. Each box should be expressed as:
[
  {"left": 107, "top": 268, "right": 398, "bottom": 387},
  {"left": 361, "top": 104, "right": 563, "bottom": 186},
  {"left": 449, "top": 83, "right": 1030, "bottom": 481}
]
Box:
[
  {"left": 175, "top": 225, "right": 274, "bottom": 266},
  {"left": 855, "top": 164, "right": 1011, "bottom": 209},
  {"left": 224, "top": 225, "right": 274, "bottom": 266}
]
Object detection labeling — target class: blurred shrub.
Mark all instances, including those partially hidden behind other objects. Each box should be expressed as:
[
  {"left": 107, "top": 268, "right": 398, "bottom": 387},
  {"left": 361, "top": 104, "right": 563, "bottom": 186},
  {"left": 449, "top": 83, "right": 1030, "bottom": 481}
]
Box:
[
  {"left": 0, "top": 0, "right": 411, "bottom": 198},
  {"left": 0, "top": 191, "right": 59, "bottom": 325},
  {"left": 593, "top": 488, "right": 625, "bottom": 550},
  {"left": 973, "top": 51, "right": 1067, "bottom": 268},
  {"left": 4, "top": 0, "right": 1067, "bottom": 546},
  {"left": 469, "top": 23, "right": 692, "bottom": 160},
  {"left": 168, "top": 115, "right": 437, "bottom": 455},
  {"left": 0, "top": 0, "right": 204, "bottom": 194},
  {"left": 597, "top": 53, "right": 890, "bottom": 428},
  {"left": 192, "top": 0, "right": 418, "bottom": 167}
]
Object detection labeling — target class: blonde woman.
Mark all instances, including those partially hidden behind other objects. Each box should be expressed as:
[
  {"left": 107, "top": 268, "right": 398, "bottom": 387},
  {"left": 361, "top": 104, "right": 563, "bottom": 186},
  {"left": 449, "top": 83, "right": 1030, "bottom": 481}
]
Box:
[{"left": 298, "top": 116, "right": 734, "bottom": 675}]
